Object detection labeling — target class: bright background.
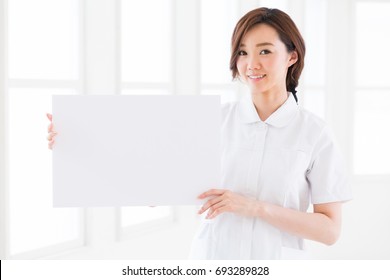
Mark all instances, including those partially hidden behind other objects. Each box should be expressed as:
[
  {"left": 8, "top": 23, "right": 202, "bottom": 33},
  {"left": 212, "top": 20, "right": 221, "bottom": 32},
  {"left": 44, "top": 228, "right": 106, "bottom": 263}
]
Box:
[{"left": 0, "top": 0, "right": 389, "bottom": 259}]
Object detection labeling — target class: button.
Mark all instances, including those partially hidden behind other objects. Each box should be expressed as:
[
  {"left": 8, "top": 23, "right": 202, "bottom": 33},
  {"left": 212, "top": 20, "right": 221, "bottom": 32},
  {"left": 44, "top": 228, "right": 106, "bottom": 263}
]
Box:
[{"left": 256, "top": 123, "right": 267, "bottom": 130}]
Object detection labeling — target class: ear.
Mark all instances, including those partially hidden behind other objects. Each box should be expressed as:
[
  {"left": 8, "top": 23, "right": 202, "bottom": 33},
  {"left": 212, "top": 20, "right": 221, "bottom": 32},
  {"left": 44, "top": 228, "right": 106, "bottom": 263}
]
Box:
[{"left": 288, "top": 50, "right": 298, "bottom": 67}]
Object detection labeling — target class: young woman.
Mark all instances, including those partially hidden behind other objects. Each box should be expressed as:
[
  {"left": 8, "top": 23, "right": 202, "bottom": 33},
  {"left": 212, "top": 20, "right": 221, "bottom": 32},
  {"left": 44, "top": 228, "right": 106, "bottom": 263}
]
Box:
[
  {"left": 48, "top": 7, "right": 352, "bottom": 260},
  {"left": 190, "top": 7, "right": 352, "bottom": 259}
]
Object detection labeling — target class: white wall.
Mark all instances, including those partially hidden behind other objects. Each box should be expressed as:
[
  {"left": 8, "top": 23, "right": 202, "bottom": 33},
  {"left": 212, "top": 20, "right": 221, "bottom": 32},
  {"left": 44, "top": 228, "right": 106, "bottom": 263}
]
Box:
[{"left": 309, "top": 183, "right": 390, "bottom": 259}]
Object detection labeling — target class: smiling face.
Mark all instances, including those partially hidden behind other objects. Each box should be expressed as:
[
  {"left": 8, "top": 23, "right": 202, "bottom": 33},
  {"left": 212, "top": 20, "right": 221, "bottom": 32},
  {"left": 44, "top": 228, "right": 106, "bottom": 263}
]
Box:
[{"left": 236, "top": 23, "right": 297, "bottom": 97}]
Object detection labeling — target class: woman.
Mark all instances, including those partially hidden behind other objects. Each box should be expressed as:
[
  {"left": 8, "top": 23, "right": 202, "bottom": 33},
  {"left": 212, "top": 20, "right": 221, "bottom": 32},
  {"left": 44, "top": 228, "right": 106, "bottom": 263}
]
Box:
[
  {"left": 189, "top": 7, "right": 352, "bottom": 259},
  {"left": 48, "top": 7, "right": 352, "bottom": 259}
]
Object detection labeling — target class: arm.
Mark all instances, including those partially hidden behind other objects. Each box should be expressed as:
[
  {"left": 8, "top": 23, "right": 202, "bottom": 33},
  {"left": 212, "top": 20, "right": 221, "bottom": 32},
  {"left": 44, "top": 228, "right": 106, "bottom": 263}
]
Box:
[
  {"left": 256, "top": 200, "right": 341, "bottom": 245},
  {"left": 198, "top": 189, "right": 342, "bottom": 246}
]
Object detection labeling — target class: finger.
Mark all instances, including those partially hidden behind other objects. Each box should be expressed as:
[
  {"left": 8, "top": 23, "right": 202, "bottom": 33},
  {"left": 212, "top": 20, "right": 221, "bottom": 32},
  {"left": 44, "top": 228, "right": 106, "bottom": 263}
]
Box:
[
  {"left": 198, "top": 196, "right": 224, "bottom": 214},
  {"left": 206, "top": 202, "right": 229, "bottom": 219},
  {"left": 198, "top": 188, "right": 226, "bottom": 199},
  {"left": 46, "top": 113, "right": 52, "bottom": 121},
  {"left": 47, "top": 132, "right": 57, "bottom": 141},
  {"left": 47, "top": 132, "right": 54, "bottom": 141},
  {"left": 48, "top": 140, "right": 55, "bottom": 150},
  {"left": 47, "top": 122, "right": 53, "bottom": 133}
]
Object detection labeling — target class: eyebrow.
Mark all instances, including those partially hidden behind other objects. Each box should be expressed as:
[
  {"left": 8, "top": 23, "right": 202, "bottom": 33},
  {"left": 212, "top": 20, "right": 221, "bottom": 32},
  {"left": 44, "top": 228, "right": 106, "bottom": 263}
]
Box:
[{"left": 240, "top": 42, "right": 274, "bottom": 47}]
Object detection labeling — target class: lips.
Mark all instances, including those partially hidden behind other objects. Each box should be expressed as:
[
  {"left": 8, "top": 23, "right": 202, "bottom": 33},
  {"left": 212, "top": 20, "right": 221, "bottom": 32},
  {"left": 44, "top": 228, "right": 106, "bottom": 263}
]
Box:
[{"left": 247, "top": 74, "right": 266, "bottom": 79}]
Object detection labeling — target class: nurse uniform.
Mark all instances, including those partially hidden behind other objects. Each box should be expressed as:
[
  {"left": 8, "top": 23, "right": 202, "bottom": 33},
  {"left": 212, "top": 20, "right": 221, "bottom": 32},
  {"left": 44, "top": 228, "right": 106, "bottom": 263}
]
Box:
[{"left": 189, "top": 92, "right": 352, "bottom": 259}]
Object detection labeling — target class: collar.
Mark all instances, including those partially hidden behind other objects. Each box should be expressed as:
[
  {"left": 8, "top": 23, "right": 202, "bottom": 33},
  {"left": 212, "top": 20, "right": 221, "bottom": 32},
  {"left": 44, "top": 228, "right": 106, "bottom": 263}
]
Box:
[{"left": 238, "top": 92, "right": 299, "bottom": 128}]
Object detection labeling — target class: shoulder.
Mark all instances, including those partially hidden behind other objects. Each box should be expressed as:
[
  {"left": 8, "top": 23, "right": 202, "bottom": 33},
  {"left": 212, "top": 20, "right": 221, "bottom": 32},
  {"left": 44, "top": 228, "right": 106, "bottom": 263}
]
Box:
[
  {"left": 297, "top": 108, "right": 327, "bottom": 133},
  {"left": 289, "top": 108, "right": 340, "bottom": 156},
  {"left": 296, "top": 108, "right": 343, "bottom": 162},
  {"left": 295, "top": 108, "right": 334, "bottom": 142}
]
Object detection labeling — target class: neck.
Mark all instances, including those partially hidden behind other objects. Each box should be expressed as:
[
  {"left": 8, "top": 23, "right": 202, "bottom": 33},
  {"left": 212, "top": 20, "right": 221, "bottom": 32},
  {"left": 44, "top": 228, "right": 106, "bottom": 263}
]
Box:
[{"left": 251, "top": 90, "right": 288, "bottom": 121}]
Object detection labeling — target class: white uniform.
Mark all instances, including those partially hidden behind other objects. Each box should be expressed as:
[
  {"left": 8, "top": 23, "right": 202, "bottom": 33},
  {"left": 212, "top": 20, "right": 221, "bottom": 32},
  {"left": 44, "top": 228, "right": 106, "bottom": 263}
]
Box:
[{"left": 189, "top": 92, "right": 352, "bottom": 259}]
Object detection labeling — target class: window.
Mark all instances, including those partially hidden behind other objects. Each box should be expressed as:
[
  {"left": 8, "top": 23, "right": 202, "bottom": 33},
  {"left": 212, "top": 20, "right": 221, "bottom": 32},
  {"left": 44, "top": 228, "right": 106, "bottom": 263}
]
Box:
[
  {"left": 6, "top": 0, "right": 83, "bottom": 257},
  {"left": 121, "top": 0, "right": 173, "bottom": 95},
  {"left": 120, "top": 0, "right": 174, "bottom": 233},
  {"left": 301, "top": 0, "right": 327, "bottom": 119},
  {"left": 200, "top": 0, "right": 240, "bottom": 103},
  {"left": 260, "top": 0, "right": 288, "bottom": 11},
  {"left": 353, "top": 1, "right": 390, "bottom": 175},
  {"left": 3, "top": 0, "right": 388, "bottom": 260}
]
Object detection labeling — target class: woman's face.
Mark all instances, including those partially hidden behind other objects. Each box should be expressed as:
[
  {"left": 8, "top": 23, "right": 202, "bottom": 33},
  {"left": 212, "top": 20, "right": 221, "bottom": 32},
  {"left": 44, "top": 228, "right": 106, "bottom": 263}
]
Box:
[{"left": 236, "top": 23, "right": 297, "bottom": 96}]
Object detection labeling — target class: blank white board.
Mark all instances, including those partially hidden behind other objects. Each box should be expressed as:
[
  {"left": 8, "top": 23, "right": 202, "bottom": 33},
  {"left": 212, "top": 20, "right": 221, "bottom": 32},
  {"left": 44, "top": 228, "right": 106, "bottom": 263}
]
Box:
[{"left": 52, "top": 95, "right": 221, "bottom": 207}]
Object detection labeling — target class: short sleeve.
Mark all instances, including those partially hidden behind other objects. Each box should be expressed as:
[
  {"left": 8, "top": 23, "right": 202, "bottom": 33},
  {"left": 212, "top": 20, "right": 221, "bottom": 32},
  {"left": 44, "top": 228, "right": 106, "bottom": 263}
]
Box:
[{"left": 307, "top": 126, "right": 352, "bottom": 204}]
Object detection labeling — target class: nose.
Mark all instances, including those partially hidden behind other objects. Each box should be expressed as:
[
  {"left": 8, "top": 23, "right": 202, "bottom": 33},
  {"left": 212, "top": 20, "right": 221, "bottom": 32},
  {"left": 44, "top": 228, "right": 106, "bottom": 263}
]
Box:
[{"left": 247, "top": 56, "right": 260, "bottom": 71}]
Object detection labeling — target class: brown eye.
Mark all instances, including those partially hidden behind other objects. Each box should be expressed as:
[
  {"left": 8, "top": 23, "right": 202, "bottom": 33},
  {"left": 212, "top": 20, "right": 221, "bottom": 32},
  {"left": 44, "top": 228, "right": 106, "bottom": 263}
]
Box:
[
  {"left": 238, "top": 50, "right": 247, "bottom": 56},
  {"left": 260, "top": 50, "right": 271, "bottom": 55}
]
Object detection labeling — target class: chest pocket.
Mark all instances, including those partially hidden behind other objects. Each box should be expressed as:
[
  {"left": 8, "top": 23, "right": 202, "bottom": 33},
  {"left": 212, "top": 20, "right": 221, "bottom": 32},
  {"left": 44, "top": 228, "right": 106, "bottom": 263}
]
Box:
[{"left": 259, "top": 148, "right": 310, "bottom": 205}]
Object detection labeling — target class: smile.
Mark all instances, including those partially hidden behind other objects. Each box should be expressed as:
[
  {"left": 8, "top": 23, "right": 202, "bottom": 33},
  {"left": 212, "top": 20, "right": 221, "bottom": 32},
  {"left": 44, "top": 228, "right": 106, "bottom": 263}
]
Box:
[{"left": 247, "top": 74, "right": 266, "bottom": 79}]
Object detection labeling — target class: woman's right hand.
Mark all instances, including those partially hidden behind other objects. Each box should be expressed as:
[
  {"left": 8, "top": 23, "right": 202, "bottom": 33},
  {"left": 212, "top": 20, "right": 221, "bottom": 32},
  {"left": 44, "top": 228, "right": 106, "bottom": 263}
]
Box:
[{"left": 47, "top": 113, "right": 57, "bottom": 149}]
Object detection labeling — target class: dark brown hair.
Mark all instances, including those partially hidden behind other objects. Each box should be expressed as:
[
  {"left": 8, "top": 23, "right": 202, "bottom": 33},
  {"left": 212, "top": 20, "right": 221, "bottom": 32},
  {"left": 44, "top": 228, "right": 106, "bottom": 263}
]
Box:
[{"left": 230, "top": 8, "right": 305, "bottom": 101}]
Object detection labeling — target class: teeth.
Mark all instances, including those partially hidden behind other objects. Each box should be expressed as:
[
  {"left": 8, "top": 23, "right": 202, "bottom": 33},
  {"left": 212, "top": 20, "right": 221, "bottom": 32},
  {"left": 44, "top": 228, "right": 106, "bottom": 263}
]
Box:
[{"left": 248, "top": 75, "right": 266, "bottom": 79}]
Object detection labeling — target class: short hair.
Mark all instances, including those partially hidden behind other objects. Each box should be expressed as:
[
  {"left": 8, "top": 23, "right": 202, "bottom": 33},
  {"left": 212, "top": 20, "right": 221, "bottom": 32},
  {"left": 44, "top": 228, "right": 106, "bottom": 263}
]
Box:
[{"left": 230, "top": 8, "right": 305, "bottom": 98}]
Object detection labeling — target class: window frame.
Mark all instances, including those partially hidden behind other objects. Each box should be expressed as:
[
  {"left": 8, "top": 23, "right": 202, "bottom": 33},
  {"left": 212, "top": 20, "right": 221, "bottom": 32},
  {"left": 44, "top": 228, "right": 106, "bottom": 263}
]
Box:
[
  {"left": 1, "top": 0, "right": 181, "bottom": 259},
  {"left": 1, "top": 0, "right": 85, "bottom": 259},
  {"left": 352, "top": 0, "right": 390, "bottom": 178}
]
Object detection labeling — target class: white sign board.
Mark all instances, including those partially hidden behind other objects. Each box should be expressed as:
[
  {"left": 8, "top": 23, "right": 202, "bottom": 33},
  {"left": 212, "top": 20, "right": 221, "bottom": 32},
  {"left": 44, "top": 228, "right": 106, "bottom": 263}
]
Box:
[{"left": 52, "top": 95, "right": 220, "bottom": 207}]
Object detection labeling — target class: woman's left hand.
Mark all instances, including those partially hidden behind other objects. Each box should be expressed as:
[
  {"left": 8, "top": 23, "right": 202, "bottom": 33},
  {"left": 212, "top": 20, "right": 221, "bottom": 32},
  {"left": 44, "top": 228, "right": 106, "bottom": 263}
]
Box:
[{"left": 197, "top": 189, "right": 259, "bottom": 219}]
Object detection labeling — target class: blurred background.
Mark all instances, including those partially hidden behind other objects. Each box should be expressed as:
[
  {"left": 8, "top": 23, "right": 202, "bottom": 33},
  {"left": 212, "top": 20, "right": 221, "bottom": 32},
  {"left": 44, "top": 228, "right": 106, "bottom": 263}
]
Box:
[{"left": 0, "top": 0, "right": 389, "bottom": 259}]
